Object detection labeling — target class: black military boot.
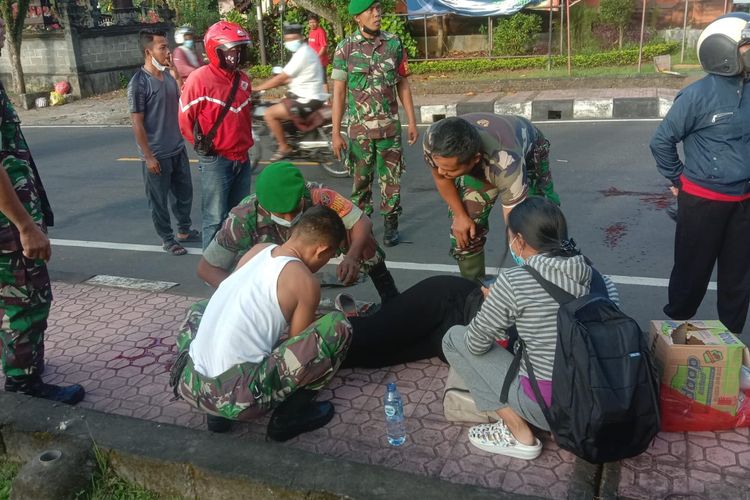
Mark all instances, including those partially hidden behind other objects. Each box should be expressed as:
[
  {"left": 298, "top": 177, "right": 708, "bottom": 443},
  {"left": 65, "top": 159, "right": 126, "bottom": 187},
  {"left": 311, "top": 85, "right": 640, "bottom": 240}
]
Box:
[
  {"left": 4, "top": 374, "right": 85, "bottom": 405},
  {"left": 206, "top": 414, "right": 232, "bottom": 433},
  {"left": 368, "top": 261, "right": 399, "bottom": 304},
  {"left": 383, "top": 215, "right": 399, "bottom": 247},
  {"left": 267, "top": 389, "right": 334, "bottom": 442},
  {"left": 35, "top": 342, "right": 45, "bottom": 375}
]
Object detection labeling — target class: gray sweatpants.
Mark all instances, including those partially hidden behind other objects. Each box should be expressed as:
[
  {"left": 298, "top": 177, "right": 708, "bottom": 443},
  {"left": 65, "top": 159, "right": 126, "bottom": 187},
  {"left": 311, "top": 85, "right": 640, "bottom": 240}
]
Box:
[
  {"left": 442, "top": 325, "right": 549, "bottom": 431},
  {"left": 142, "top": 147, "right": 193, "bottom": 244}
]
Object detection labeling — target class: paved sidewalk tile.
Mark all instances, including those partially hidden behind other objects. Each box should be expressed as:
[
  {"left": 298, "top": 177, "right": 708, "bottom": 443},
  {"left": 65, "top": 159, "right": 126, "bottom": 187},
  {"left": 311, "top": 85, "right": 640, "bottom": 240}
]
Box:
[{"left": 5, "top": 282, "right": 749, "bottom": 498}]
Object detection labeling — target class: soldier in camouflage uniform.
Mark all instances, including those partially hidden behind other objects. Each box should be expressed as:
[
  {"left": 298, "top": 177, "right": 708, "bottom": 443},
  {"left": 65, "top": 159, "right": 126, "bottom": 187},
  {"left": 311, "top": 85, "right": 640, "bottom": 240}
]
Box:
[
  {"left": 331, "top": 0, "right": 419, "bottom": 247},
  {"left": 170, "top": 206, "right": 351, "bottom": 438},
  {"left": 423, "top": 113, "right": 560, "bottom": 279},
  {"left": 198, "top": 162, "right": 398, "bottom": 302},
  {"left": 0, "top": 19, "right": 84, "bottom": 404}
]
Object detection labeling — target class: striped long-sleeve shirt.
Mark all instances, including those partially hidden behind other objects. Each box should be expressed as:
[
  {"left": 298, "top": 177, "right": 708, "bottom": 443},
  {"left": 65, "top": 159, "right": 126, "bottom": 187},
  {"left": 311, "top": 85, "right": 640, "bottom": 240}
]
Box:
[{"left": 465, "top": 254, "right": 620, "bottom": 381}]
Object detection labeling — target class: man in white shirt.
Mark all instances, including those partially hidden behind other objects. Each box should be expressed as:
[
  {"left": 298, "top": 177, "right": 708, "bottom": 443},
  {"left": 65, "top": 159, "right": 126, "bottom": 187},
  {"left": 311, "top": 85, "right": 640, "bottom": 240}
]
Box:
[
  {"left": 254, "top": 23, "right": 328, "bottom": 161},
  {"left": 170, "top": 206, "right": 352, "bottom": 440}
]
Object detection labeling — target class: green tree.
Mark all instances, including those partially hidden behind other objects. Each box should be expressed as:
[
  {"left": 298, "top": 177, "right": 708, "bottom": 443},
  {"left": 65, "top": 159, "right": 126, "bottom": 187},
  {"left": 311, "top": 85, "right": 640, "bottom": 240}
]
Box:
[
  {"left": 0, "top": 0, "right": 31, "bottom": 94},
  {"left": 600, "top": 0, "right": 634, "bottom": 50},
  {"left": 492, "top": 12, "right": 542, "bottom": 56},
  {"left": 165, "top": 0, "right": 220, "bottom": 34},
  {"left": 236, "top": 0, "right": 396, "bottom": 41}
]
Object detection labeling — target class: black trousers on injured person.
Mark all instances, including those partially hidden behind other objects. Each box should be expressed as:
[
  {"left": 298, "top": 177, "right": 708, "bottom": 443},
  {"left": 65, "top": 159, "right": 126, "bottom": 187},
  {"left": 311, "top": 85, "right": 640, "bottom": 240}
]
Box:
[
  {"left": 666, "top": 191, "right": 750, "bottom": 334},
  {"left": 342, "top": 275, "right": 483, "bottom": 368}
]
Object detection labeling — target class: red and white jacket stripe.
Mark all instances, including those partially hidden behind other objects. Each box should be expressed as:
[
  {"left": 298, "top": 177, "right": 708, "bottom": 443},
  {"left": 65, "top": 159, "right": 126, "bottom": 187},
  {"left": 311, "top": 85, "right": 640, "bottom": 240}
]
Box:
[{"left": 179, "top": 64, "right": 254, "bottom": 161}]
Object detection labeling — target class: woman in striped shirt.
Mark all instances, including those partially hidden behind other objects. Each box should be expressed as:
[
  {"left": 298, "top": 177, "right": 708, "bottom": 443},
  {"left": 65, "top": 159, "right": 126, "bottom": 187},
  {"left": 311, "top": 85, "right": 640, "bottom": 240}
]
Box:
[{"left": 442, "top": 197, "right": 619, "bottom": 460}]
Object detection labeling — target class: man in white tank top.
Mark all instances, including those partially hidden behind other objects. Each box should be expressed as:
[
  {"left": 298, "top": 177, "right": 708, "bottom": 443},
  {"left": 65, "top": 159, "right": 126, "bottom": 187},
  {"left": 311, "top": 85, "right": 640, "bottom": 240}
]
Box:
[{"left": 171, "top": 206, "right": 352, "bottom": 440}]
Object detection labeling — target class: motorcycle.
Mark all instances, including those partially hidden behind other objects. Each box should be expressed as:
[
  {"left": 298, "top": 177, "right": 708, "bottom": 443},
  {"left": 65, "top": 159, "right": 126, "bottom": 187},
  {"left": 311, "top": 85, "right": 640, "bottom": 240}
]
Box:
[{"left": 249, "top": 91, "right": 349, "bottom": 178}]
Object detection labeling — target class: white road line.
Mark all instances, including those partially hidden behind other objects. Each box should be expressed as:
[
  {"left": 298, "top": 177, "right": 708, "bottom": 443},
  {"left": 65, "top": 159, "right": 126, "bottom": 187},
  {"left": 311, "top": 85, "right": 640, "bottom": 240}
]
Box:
[
  {"left": 52, "top": 238, "right": 203, "bottom": 256},
  {"left": 50, "top": 238, "right": 713, "bottom": 290},
  {"left": 533, "top": 118, "right": 662, "bottom": 125},
  {"left": 116, "top": 157, "right": 319, "bottom": 167},
  {"left": 23, "top": 125, "right": 131, "bottom": 128},
  {"left": 27, "top": 119, "right": 659, "bottom": 130}
]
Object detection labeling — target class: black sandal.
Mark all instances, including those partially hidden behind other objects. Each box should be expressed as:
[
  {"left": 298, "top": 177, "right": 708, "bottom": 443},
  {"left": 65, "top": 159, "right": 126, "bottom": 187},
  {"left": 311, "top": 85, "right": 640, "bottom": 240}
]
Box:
[
  {"left": 163, "top": 241, "right": 188, "bottom": 256},
  {"left": 175, "top": 229, "right": 201, "bottom": 243}
]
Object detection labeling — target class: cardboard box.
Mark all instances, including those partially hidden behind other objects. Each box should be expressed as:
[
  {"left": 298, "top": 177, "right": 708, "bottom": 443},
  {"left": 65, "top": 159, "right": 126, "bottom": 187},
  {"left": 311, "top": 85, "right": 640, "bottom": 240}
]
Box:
[{"left": 649, "top": 320, "right": 750, "bottom": 416}]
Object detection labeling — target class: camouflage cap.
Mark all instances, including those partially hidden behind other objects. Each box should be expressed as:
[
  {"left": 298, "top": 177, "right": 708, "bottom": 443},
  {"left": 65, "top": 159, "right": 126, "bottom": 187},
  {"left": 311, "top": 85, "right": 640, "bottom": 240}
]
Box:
[
  {"left": 348, "top": 0, "right": 377, "bottom": 16},
  {"left": 256, "top": 162, "right": 306, "bottom": 213}
]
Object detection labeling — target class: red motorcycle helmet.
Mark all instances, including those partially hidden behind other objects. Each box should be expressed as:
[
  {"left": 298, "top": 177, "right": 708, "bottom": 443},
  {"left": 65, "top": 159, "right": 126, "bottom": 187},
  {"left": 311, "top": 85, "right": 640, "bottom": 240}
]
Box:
[{"left": 204, "top": 20, "right": 252, "bottom": 70}]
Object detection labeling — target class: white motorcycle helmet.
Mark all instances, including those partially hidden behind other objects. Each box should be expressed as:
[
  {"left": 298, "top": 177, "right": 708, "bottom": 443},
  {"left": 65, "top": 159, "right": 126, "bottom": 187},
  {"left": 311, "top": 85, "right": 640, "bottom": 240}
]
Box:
[
  {"left": 696, "top": 12, "right": 750, "bottom": 76},
  {"left": 174, "top": 25, "right": 194, "bottom": 46}
]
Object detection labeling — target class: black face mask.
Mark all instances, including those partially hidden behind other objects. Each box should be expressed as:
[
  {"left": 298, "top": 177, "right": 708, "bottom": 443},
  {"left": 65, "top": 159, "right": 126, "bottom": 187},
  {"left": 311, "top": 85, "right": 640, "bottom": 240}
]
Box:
[{"left": 362, "top": 25, "right": 381, "bottom": 37}]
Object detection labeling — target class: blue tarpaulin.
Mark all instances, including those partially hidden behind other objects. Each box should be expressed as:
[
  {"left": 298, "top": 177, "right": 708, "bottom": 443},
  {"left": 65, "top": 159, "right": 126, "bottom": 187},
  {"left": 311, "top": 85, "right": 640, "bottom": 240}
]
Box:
[{"left": 406, "top": 0, "right": 545, "bottom": 18}]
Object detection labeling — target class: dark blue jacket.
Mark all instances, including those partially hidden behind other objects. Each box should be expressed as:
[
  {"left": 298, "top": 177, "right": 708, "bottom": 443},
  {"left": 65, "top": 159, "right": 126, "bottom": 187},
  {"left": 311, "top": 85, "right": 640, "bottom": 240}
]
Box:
[{"left": 650, "top": 74, "right": 750, "bottom": 196}]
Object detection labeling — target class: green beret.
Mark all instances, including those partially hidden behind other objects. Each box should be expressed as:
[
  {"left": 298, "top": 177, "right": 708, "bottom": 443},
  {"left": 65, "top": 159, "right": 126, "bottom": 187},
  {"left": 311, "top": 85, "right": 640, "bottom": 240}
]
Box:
[
  {"left": 348, "top": 0, "right": 377, "bottom": 16},
  {"left": 256, "top": 162, "right": 305, "bottom": 213}
]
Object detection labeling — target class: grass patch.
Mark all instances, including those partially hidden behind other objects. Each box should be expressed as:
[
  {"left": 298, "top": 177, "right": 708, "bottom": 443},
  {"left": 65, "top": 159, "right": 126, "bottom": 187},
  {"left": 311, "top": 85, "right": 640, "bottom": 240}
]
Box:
[
  {"left": 2, "top": 447, "right": 180, "bottom": 500},
  {"left": 0, "top": 458, "right": 20, "bottom": 500},
  {"left": 78, "top": 446, "right": 169, "bottom": 500}
]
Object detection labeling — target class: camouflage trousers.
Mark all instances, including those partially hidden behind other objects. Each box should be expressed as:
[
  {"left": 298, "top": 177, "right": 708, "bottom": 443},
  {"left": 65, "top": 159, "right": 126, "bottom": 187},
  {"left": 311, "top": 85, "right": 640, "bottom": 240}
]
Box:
[
  {"left": 174, "top": 300, "right": 352, "bottom": 420},
  {"left": 0, "top": 251, "right": 51, "bottom": 378},
  {"left": 348, "top": 134, "right": 404, "bottom": 218},
  {"left": 449, "top": 137, "right": 560, "bottom": 259}
]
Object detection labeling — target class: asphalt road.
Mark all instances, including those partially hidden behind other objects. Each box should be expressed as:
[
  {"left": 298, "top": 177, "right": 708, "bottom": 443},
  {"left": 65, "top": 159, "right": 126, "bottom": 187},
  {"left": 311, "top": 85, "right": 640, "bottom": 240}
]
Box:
[{"left": 24, "top": 120, "right": 741, "bottom": 336}]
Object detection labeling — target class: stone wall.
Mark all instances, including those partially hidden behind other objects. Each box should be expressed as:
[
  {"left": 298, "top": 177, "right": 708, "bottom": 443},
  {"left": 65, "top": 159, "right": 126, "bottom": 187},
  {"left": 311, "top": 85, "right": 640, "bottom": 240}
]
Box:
[
  {"left": 0, "top": 31, "right": 72, "bottom": 93},
  {"left": 0, "top": 23, "right": 172, "bottom": 99},
  {"left": 75, "top": 24, "right": 172, "bottom": 97}
]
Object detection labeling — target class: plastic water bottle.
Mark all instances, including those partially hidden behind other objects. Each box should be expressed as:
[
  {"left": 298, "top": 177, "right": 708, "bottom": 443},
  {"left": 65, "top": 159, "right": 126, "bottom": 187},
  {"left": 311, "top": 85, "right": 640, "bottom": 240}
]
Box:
[{"left": 384, "top": 382, "right": 406, "bottom": 446}]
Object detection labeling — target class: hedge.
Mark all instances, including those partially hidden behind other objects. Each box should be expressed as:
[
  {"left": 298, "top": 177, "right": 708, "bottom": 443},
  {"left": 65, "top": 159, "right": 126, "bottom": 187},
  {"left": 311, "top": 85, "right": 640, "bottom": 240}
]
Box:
[
  {"left": 247, "top": 42, "right": 678, "bottom": 79},
  {"left": 408, "top": 42, "right": 679, "bottom": 74}
]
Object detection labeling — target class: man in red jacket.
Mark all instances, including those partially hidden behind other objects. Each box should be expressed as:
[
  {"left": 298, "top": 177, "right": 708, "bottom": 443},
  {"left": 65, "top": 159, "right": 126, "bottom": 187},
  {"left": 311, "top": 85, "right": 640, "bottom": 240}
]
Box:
[{"left": 179, "top": 21, "right": 254, "bottom": 249}]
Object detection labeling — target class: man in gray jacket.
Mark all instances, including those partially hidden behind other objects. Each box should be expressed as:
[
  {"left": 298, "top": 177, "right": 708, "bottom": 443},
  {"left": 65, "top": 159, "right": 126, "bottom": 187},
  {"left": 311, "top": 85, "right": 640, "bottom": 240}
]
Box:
[{"left": 650, "top": 13, "right": 750, "bottom": 334}]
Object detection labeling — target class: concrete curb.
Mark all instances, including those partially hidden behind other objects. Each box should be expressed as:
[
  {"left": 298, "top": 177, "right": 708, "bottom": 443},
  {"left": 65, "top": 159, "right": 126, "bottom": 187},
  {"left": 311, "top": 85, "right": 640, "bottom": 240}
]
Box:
[
  {"left": 0, "top": 392, "right": 546, "bottom": 500},
  {"left": 405, "top": 90, "right": 675, "bottom": 124}
]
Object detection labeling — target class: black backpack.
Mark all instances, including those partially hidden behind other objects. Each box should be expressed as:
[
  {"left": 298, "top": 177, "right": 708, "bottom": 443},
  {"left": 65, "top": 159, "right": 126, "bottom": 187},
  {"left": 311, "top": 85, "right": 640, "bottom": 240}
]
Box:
[{"left": 500, "top": 266, "right": 660, "bottom": 464}]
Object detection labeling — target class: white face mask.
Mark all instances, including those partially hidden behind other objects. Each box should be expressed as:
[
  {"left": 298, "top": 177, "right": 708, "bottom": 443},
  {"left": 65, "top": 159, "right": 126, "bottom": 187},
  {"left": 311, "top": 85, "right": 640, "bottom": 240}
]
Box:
[
  {"left": 271, "top": 212, "right": 302, "bottom": 228},
  {"left": 284, "top": 40, "right": 303, "bottom": 53},
  {"left": 151, "top": 55, "right": 167, "bottom": 72}
]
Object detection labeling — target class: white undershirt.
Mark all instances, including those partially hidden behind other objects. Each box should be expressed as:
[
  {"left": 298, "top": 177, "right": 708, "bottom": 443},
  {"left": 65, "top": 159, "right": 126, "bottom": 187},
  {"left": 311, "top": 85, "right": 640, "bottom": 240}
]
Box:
[{"left": 189, "top": 245, "right": 299, "bottom": 377}]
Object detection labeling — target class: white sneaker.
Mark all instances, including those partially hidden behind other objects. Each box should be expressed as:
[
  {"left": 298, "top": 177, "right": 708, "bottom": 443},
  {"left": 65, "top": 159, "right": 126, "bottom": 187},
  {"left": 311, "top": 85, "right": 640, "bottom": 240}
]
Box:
[{"left": 467, "top": 421, "right": 542, "bottom": 460}]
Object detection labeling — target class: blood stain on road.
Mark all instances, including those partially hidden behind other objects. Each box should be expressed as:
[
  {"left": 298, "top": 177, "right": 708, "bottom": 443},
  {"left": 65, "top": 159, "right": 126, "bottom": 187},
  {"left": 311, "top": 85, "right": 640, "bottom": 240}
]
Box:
[
  {"left": 604, "top": 222, "right": 628, "bottom": 248},
  {"left": 599, "top": 186, "right": 673, "bottom": 210}
]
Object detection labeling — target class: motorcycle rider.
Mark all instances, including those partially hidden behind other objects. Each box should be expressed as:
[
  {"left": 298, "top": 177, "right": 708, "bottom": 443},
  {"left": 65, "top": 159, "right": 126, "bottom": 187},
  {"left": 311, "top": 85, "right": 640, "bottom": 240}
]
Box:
[
  {"left": 254, "top": 23, "right": 328, "bottom": 162},
  {"left": 172, "top": 25, "right": 203, "bottom": 87},
  {"left": 650, "top": 12, "right": 750, "bottom": 334}
]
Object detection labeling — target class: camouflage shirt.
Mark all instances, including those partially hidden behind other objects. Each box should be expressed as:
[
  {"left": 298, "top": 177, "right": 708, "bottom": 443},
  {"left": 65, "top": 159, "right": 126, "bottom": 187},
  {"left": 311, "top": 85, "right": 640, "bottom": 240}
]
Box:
[
  {"left": 423, "top": 113, "right": 539, "bottom": 207},
  {"left": 0, "top": 81, "right": 53, "bottom": 253},
  {"left": 331, "top": 29, "right": 410, "bottom": 140},
  {"left": 204, "top": 182, "right": 362, "bottom": 271}
]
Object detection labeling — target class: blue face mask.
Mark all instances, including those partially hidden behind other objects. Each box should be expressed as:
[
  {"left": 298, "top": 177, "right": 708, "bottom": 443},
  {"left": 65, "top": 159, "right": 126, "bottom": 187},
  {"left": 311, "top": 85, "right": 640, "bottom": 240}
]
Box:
[
  {"left": 509, "top": 236, "right": 525, "bottom": 266},
  {"left": 183, "top": 39, "right": 194, "bottom": 49},
  {"left": 284, "top": 40, "right": 303, "bottom": 53}
]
